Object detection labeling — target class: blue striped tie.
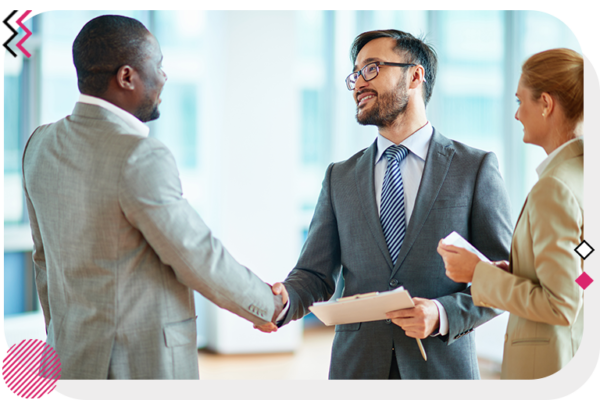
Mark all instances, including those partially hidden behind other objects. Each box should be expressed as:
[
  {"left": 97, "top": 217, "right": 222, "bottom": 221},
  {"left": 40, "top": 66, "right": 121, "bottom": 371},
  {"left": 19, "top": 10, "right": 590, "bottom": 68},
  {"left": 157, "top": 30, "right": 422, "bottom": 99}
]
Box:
[{"left": 380, "top": 145, "right": 409, "bottom": 265}]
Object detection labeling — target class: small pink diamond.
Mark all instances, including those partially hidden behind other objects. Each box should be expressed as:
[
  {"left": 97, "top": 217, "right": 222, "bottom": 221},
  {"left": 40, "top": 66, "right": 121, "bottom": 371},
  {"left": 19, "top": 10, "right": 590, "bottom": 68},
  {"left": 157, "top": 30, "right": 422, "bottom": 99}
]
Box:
[{"left": 576, "top": 272, "right": 593, "bottom": 290}]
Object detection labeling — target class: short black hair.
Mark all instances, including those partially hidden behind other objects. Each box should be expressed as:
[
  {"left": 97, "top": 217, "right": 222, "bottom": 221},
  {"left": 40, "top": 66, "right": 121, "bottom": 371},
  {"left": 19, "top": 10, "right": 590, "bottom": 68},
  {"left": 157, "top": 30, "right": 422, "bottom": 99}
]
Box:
[
  {"left": 72, "top": 15, "right": 150, "bottom": 96},
  {"left": 350, "top": 29, "right": 437, "bottom": 106}
]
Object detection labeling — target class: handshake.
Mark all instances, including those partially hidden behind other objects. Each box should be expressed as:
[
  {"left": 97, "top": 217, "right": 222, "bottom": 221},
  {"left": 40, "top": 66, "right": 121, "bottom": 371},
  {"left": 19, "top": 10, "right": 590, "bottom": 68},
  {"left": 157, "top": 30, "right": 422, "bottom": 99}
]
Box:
[{"left": 255, "top": 282, "right": 289, "bottom": 333}]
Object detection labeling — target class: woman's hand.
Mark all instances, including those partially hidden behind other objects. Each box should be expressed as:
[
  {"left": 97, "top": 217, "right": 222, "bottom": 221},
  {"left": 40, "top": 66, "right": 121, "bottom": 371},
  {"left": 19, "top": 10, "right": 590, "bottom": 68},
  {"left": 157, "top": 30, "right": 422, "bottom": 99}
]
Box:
[
  {"left": 436, "top": 240, "right": 481, "bottom": 283},
  {"left": 492, "top": 260, "right": 510, "bottom": 272}
]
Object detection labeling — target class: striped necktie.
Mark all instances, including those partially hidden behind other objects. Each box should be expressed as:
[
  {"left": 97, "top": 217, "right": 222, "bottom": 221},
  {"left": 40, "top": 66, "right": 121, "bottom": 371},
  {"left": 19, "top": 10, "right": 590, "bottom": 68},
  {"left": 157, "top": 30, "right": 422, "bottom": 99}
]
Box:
[{"left": 380, "top": 145, "right": 409, "bottom": 265}]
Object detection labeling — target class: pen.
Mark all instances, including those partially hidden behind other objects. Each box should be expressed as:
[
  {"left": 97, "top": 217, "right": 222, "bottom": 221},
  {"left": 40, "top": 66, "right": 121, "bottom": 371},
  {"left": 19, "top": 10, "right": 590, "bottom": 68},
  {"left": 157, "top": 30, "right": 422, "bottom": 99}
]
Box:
[{"left": 416, "top": 338, "right": 427, "bottom": 361}]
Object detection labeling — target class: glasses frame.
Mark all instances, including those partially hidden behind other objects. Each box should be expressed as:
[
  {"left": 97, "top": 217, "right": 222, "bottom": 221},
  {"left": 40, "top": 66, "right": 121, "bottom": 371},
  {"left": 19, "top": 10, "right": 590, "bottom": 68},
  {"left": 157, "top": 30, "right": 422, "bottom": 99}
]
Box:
[{"left": 346, "top": 61, "right": 418, "bottom": 90}]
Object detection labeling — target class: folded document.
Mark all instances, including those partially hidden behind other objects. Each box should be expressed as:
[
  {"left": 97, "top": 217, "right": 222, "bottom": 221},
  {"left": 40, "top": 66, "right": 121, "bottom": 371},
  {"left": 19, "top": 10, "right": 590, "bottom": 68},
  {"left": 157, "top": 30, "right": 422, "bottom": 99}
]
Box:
[{"left": 442, "top": 231, "right": 490, "bottom": 262}]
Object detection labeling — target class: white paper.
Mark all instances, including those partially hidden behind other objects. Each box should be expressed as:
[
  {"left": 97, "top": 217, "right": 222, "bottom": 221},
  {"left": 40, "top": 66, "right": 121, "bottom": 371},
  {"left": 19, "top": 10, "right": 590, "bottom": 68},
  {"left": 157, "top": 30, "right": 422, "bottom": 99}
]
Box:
[
  {"left": 308, "top": 286, "right": 415, "bottom": 326},
  {"left": 442, "top": 231, "right": 490, "bottom": 262}
]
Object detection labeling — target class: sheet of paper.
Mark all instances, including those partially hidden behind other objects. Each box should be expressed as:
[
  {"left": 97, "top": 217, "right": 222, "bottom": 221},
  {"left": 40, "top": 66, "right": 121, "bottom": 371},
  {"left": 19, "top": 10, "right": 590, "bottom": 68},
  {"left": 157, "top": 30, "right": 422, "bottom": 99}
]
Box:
[
  {"left": 308, "top": 286, "right": 414, "bottom": 326},
  {"left": 442, "top": 231, "right": 490, "bottom": 262}
]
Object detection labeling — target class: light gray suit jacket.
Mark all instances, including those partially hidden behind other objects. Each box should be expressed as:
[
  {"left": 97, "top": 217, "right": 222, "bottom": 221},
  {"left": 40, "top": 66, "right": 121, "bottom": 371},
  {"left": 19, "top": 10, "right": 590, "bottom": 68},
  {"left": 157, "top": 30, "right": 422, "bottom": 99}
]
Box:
[
  {"left": 22, "top": 103, "right": 278, "bottom": 379},
  {"left": 281, "top": 129, "right": 513, "bottom": 379}
]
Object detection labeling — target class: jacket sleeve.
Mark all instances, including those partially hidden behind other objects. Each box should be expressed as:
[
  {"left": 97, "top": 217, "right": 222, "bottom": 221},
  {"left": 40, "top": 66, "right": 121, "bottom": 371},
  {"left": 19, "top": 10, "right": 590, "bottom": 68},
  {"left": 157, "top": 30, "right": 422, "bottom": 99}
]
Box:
[
  {"left": 22, "top": 129, "right": 52, "bottom": 331},
  {"left": 24, "top": 185, "right": 51, "bottom": 331},
  {"left": 118, "top": 138, "right": 281, "bottom": 326},
  {"left": 471, "top": 175, "right": 583, "bottom": 326},
  {"left": 281, "top": 163, "right": 340, "bottom": 326}
]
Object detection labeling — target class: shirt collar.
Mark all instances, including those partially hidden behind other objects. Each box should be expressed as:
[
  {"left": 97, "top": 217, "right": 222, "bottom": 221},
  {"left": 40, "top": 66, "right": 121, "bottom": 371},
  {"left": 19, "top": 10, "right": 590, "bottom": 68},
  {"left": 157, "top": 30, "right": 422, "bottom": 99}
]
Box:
[
  {"left": 375, "top": 122, "right": 433, "bottom": 164},
  {"left": 77, "top": 94, "right": 150, "bottom": 137},
  {"left": 535, "top": 136, "right": 582, "bottom": 178}
]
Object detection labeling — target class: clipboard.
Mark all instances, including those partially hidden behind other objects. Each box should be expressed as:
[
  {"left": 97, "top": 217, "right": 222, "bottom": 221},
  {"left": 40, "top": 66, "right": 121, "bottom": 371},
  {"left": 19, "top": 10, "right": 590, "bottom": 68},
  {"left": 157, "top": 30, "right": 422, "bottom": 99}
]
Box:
[
  {"left": 308, "top": 286, "right": 414, "bottom": 326},
  {"left": 308, "top": 286, "right": 427, "bottom": 361}
]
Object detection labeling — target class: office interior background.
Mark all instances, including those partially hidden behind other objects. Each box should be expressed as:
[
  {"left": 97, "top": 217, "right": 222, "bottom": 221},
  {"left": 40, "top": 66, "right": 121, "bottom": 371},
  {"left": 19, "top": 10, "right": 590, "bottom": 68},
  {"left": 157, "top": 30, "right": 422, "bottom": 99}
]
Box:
[{"left": 4, "top": 10, "right": 581, "bottom": 375}]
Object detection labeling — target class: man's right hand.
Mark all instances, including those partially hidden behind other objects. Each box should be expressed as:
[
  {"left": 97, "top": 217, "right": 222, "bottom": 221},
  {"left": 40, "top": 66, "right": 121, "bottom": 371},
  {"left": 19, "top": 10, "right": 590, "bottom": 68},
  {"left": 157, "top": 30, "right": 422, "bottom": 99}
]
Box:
[{"left": 254, "top": 282, "right": 289, "bottom": 333}]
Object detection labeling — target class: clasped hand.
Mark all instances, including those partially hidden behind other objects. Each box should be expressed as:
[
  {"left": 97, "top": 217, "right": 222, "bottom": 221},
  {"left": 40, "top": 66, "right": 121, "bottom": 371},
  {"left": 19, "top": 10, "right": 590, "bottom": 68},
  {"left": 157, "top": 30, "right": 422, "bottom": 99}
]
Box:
[{"left": 253, "top": 282, "right": 288, "bottom": 333}]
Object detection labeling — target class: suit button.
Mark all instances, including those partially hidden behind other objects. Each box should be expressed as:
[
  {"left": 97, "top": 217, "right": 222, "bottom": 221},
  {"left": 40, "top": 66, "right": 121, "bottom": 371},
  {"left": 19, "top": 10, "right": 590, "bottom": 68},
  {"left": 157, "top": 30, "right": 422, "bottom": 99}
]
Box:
[
  {"left": 390, "top": 279, "right": 399, "bottom": 287},
  {"left": 385, "top": 319, "right": 392, "bottom": 324}
]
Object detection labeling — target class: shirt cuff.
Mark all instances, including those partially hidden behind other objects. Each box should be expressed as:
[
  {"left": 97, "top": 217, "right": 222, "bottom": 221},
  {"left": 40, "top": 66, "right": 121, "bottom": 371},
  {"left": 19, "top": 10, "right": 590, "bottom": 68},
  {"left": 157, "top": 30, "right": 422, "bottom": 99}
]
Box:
[
  {"left": 431, "top": 299, "right": 449, "bottom": 336},
  {"left": 276, "top": 300, "right": 290, "bottom": 322}
]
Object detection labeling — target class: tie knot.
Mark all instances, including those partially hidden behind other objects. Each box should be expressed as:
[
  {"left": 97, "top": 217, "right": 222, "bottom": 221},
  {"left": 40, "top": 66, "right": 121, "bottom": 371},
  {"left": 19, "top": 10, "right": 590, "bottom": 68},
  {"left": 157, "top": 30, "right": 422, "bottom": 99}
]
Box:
[{"left": 385, "top": 145, "right": 409, "bottom": 164}]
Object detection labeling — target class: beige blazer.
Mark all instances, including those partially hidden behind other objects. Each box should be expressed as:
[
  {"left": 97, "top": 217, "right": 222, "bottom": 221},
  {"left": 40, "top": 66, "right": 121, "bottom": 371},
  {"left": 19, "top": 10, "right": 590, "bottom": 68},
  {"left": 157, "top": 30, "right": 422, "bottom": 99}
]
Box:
[{"left": 471, "top": 137, "right": 584, "bottom": 379}]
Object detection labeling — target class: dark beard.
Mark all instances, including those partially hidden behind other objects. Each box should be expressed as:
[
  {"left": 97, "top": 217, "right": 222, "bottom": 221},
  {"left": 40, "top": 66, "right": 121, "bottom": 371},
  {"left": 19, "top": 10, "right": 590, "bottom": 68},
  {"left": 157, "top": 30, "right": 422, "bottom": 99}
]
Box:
[
  {"left": 135, "top": 95, "right": 160, "bottom": 122},
  {"left": 134, "top": 68, "right": 161, "bottom": 122},
  {"left": 356, "top": 80, "right": 409, "bottom": 128}
]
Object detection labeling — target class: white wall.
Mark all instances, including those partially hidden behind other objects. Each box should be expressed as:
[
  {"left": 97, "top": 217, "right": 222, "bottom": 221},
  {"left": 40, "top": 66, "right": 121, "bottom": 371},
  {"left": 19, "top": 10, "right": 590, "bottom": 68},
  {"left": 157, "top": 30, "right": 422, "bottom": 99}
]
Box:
[{"left": 200, "top": 11, "right": 304, "bottom": 353}]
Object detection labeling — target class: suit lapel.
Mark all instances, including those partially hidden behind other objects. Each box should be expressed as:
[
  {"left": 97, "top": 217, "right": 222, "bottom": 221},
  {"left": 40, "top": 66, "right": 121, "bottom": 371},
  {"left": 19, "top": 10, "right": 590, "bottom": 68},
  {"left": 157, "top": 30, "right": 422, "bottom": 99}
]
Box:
[
  {"left": 355, "top": 140, "right": 395, "bottom": 270},
  {"left": 508, "top": 196, "right": 529, "bottom": 273},
  {"left": 391, "top": 129, "right": 455, "bottom": 276}
]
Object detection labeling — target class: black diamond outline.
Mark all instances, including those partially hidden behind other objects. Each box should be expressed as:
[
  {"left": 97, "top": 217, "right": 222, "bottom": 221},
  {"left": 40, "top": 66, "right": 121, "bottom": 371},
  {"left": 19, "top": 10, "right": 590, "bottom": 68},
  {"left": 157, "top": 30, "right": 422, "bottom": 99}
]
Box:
[{"left": 575, "top": 240, "right": 595, "bottom": 260}]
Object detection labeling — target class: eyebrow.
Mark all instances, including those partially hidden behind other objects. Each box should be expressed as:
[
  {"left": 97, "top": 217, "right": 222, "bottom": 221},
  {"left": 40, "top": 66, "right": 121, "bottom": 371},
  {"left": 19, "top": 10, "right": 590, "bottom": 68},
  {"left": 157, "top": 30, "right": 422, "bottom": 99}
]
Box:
[{"left": 353, "top": 57, "right": 382, "bottom": 72}]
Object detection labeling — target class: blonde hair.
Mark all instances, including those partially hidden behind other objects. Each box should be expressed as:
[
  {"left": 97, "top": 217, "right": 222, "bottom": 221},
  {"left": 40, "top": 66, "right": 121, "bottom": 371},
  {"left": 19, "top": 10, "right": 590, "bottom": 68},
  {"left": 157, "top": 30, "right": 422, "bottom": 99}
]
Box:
[{"left": 521, "top": 48, "right": 583, "bottom": 131}]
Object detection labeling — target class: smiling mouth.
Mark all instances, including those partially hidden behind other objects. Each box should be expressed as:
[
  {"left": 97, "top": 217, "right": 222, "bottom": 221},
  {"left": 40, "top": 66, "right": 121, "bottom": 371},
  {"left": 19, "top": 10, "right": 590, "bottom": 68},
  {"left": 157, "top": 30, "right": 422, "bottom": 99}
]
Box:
[{"left": 357, "top": 94, "right": 376, "bottom": 108}]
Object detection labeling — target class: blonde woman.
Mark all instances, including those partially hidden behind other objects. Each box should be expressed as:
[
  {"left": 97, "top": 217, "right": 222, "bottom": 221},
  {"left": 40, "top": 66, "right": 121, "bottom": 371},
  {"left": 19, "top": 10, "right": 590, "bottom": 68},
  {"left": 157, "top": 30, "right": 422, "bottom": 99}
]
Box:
[{"left": 437, "top": 48, "right": 583, "bottom": 379}]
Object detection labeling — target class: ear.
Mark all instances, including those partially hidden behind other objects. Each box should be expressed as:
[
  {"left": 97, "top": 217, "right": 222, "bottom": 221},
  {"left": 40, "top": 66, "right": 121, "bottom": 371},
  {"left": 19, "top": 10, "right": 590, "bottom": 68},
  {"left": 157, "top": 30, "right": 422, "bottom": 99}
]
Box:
[
  {"left": 115, "top": 65, "right": 136, "bottom": 91},
  {"left": 540, "top": 92, "right": 555, "bottom": 117},
  {"left": 408, "top": 65, "right": 426, "bottom": 90}
]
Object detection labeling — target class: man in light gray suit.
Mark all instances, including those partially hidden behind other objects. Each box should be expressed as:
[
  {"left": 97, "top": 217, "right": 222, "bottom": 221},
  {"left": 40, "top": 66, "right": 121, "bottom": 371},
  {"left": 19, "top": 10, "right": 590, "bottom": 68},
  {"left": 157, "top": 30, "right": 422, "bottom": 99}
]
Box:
[
  {"left": 22, "top": 15, "right": 283, "bottom": 379},
  {"left": 257, "top": 30, "right": 512, "bottom": 379}
]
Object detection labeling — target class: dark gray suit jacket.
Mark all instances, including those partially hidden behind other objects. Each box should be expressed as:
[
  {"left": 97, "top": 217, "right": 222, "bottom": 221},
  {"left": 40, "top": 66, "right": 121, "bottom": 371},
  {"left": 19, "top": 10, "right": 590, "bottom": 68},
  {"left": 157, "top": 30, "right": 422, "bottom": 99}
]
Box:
[{"left": 281, "top": 129, "right": 512, "bottom": 379}]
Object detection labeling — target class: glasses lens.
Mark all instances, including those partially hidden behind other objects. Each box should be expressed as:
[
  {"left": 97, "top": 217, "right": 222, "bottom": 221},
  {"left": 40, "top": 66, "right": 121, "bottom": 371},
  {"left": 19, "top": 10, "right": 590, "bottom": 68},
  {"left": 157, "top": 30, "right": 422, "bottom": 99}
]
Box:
[
  {"left": 363, "top": 63, "right": 378, "bottom": 81},
  {"left": 346, "top": 72, "right": 358, "bottom": 90}
]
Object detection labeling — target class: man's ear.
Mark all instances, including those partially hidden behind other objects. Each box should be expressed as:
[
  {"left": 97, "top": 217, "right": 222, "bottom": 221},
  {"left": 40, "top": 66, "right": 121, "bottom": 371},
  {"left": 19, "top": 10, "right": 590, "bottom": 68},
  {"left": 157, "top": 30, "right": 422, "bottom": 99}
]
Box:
[
  {"left": 409, "top": 65, "right": 426, "bottom": 90},
  {"left": 116, "top": 65, "right": 136, "bottom": 91}
]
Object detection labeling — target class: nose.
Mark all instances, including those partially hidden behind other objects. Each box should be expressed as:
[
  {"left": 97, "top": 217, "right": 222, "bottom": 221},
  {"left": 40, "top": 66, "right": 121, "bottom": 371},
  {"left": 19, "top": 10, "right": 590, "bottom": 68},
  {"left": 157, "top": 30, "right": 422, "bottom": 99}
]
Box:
[
  {"left": 514, "top": 109, "right": 519, "bottom": 121},
  {"left": 356, "top": 72, "right": 368, "bottom": 89},
  {"left": 354, "top": 73, "right": 369, "bottom": 97}
]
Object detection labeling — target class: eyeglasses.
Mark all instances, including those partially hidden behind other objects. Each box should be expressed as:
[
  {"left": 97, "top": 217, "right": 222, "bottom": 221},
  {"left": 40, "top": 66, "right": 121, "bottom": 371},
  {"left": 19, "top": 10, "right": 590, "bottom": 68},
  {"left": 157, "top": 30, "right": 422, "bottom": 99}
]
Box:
[{"left": 346, "top": 61, "right": 418, "bottom": 90}]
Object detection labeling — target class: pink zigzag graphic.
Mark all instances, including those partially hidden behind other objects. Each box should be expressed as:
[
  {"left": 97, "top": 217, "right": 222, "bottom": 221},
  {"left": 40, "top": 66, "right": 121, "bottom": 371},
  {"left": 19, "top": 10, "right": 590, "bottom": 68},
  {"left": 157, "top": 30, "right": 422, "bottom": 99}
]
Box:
[{"left": 16, "top": 10, "right": 32, "bottom": 58}]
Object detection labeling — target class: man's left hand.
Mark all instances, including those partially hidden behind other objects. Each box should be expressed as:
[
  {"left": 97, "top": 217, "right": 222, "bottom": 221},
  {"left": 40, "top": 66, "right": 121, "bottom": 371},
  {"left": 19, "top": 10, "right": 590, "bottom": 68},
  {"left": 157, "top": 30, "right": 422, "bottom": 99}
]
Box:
[{"left": 386, "top": 297, "right": 440, "bottom": 339}]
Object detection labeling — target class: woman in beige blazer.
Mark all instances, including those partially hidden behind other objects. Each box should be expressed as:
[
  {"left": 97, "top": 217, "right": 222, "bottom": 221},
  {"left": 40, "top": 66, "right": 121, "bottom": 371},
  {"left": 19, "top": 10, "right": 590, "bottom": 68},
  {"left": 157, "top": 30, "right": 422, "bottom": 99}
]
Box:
[{"left": 437, "top": 48, "right": 583, "bottom": 379}]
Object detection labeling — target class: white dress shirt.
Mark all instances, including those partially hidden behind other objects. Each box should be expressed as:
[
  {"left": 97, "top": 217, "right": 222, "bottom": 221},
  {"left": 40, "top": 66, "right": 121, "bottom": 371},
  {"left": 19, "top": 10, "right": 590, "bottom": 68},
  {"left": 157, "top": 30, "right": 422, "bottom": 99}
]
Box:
[
  {"left": 374, "top": 122, "right": 448, "bottom": 337},
  {"left": 77, "top": 94, "right": 150, "bottom": 138}
]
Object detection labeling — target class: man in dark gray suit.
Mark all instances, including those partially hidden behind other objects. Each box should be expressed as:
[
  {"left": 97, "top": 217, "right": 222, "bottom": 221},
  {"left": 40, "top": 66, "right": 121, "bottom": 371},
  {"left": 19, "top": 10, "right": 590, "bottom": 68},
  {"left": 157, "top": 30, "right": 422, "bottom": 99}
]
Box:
[
  {"left": 257, "top": 29, "right": 512, "bottom": 379},
  {"left": 22, "top": 15, "right": 283, "bottom": 379}
]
